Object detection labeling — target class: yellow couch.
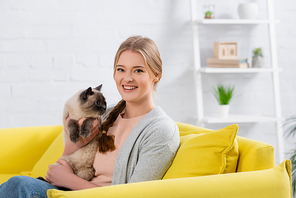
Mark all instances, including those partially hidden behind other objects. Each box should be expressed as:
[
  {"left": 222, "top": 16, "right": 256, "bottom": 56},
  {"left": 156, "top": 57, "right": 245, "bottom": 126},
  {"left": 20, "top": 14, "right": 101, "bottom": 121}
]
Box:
[{"left": 0, "top": 123, "right": 292, "bottom": 198}]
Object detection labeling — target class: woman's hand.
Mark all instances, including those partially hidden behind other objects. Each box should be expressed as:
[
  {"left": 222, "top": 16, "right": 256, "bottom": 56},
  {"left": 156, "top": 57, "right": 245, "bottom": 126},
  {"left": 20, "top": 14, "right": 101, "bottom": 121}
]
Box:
[
  {"left": 63, "top": 117, "right": 100, "bottom": 156},
  {"left": 45, "top": 158, "right": 100, "bottom": 190},
  {"left": 45, "top": 158, "right": 74, "bottom": 187}
]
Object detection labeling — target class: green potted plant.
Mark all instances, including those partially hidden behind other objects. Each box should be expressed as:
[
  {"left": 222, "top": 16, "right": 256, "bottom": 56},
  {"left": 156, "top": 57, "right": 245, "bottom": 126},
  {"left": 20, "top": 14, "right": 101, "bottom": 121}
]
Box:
[
  {"left": 252, "top": 47, "right": 264, "bottom": 68},
  {"left": 212, "top": 84, "right": 235, "bottom": 118},
  {"left": 204, "top": 5, "right": 215, "bottom": 19},
  {"left": 284, "top": 115, "right": 296, "bottom": 197},
  {"left": 205, "top": 11, "right": 214, "bottom": 19}
]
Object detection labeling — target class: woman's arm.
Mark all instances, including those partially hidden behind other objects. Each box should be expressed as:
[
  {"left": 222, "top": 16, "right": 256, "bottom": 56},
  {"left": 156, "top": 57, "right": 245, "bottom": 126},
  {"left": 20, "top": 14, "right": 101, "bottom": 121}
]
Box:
[
  {"left": 62, "top": 117, "right": 100, "bottom": 156},
  {"left": 46, "top": 159, "right": 100, "bottom": 190},
  {"left": 46, "top": 118, "right": 101, "bottom": 190}
]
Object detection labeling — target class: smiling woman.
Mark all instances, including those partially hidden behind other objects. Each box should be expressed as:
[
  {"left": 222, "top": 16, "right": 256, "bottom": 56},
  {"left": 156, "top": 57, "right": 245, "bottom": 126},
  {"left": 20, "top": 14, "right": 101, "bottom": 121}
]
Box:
[{"left": 93, "top": 35, "right": 180, "bottom": 187}]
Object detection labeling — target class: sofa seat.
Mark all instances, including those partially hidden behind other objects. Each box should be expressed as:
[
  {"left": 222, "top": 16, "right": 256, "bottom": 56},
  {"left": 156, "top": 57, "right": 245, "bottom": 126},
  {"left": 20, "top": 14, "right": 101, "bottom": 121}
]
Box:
[
  {"left": 48, "top": 160, "right": 291, "bottom": 198},
  {"left": 0, "top": 172, "right": 32, "bottom": 184},
  {"left": 0, "top": 174, "right": 20, "bottom": 184}
]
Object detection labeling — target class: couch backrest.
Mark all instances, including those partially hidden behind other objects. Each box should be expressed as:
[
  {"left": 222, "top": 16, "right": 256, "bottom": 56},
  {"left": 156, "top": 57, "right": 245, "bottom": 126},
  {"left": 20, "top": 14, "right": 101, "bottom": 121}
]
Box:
[
  {"left": 236, "top": 136, "right": 275, "bottom": 172},
  {"left": 0, "top": 125, "right": 63, "bottom": 174}
]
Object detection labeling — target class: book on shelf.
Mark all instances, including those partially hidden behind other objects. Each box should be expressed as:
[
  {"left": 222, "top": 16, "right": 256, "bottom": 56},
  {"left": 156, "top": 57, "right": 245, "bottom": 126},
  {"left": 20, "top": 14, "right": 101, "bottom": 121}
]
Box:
[{"left": 207, "top": 57, "right": 249, "bottom": 68}]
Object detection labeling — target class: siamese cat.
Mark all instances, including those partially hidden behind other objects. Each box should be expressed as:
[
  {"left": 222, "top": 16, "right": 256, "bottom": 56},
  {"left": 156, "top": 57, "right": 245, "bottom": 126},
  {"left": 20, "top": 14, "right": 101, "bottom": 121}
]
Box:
[
  {"left": 37, "top": 85, "right": 106, "bottom": 184},
  {"left": 60, "top": 85, "right": 107, "bottom": 181}
]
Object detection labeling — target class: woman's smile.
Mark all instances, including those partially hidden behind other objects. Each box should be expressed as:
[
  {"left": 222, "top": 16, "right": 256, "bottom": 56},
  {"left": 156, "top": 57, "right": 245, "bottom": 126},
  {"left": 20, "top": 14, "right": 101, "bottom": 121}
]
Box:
[{"left": 122, "top": 85, "right": 138, "bottom": 92}]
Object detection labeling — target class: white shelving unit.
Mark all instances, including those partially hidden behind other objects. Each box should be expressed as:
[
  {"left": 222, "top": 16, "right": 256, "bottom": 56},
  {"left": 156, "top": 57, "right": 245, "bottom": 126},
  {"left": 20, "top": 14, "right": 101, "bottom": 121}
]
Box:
[{"left": 190, "top": 0, "right": 284, "bottom": 163}]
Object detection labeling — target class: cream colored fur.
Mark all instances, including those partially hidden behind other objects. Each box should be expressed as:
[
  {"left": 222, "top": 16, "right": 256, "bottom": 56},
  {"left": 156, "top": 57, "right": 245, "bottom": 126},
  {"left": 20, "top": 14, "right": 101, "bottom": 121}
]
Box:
[
  {"left": 60, "top": 87, "right": 105, "bottom": 181},
  {"left": 61, "top": 136, "right": 100, "bottom": 181}
]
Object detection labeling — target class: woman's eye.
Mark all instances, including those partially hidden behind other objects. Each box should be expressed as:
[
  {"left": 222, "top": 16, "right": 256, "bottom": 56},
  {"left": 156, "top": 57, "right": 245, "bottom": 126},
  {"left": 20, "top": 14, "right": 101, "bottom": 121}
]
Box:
[
  {"left": 117, "top": 68, "right": 124, "bottom": 72},
  {"left": 135, "top": 69, "right": 143, "bottom": 73}
]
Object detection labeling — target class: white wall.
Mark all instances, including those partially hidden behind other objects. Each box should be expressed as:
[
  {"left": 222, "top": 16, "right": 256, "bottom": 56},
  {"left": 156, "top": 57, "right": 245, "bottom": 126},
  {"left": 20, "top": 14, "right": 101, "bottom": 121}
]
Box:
[{"left": 0, "top": 0, "right": 295, "bottom": 163}]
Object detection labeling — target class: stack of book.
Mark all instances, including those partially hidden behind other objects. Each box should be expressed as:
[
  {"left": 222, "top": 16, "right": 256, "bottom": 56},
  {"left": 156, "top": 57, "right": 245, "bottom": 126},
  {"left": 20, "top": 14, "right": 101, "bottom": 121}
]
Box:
[{"left": 207, "top": 58, "right": 249, "bottom": 68}]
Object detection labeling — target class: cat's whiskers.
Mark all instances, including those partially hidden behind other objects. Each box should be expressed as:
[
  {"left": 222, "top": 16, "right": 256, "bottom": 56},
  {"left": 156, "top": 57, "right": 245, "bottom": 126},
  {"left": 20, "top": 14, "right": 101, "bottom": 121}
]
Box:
[{"left": 94, "top": 110, "right": 100, "bottom": 119}]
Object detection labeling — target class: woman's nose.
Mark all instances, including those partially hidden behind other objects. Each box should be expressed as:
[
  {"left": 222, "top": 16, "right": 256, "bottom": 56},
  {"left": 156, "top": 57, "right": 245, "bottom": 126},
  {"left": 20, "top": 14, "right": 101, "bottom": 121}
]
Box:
[{"left": 123, "top": 73, "right": 133, "bottom": 82}]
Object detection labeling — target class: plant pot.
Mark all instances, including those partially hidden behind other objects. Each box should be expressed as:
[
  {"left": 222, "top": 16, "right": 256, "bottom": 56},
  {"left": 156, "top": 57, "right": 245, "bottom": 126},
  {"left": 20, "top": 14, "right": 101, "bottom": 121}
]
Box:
[
  {"left": 204, "top": 5, "right": 215, "bottom": 19},
  {"left": 238, "top": 3, "right": 259, "bottom": 19},
  {"left": 218, "top": 105, "right": 229, "bottom": 118},
  {"left": 252, "top": 57, "right": 264, "bottom": 68}
]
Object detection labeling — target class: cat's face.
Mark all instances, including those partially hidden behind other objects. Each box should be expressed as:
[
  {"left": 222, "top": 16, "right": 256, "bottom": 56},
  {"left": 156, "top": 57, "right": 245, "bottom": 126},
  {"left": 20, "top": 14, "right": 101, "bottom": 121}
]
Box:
[{"left": 78, "top": 85, "right": 107, "bottom": 117}]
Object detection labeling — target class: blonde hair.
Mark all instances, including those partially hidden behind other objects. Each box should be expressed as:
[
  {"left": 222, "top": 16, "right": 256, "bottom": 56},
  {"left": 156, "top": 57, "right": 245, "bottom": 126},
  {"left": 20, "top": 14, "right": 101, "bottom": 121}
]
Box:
[{"left": 98, "top": 36, "right": 162, "bottom": 153}]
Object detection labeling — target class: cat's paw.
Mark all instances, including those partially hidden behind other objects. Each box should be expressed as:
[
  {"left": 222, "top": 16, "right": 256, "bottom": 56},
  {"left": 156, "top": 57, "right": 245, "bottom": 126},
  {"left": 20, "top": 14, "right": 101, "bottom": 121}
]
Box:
[
  {"left": 68, "top": 119, "right": 80, "bottom": 143},
  {"left": 70, "top": 132, "right": 80, "bottom": 143},
  {"left": 80, "top": 129, "right": 91, "bottom": 138},
  {"left": 80, "top": 118, "right": 94, "bottom": 138}
]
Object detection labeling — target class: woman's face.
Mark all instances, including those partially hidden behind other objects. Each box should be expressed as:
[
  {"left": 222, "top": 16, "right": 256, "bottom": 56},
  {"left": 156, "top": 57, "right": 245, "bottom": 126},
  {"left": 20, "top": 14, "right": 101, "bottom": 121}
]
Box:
[{"left": 114, "top": 50, "right": 157, "bottom": 104}]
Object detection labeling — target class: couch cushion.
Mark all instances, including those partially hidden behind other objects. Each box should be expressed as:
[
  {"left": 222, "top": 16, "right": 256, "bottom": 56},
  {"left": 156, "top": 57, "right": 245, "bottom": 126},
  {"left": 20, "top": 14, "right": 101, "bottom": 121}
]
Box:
[
  {"left": 163, "top": 124, "right": 238, "bottom": 179},
  {"left": 47, "top": 160, "right": 291, "bottom": 198},
  {"left": 0, "top": 126, "right": 63, "bottom": 175},
  {"left": 0, "top": 171, "right": 30, "bottom": 184},
  {"left": 31, "top": 132, "right": 65, "bottom": 178},
  {"left": 177, "top": 122, "right": 213, "bottom": 136}
]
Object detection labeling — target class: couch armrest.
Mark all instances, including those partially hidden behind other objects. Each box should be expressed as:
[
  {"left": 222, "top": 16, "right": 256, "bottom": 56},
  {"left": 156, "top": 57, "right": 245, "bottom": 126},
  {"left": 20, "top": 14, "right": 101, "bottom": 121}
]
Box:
[
  {"left": 236, "top": 136, "right": 275, "bottom": 172},
  {"left": 0, "top": 125, "right": 63, "bottom": 174},
  {"left": 47, "top": 160, "right": 291, "bottom": 198}
]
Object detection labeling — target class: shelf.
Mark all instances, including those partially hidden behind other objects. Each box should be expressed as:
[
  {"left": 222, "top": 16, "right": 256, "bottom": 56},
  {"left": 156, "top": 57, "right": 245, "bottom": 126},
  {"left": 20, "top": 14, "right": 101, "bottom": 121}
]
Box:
[
  {"left": 203, "top": 114, "right": 280, "bottom": 124},
  {"left": 194, "top": 19, "right": 280, "bottom": 25},
  {"left": 190, "top": 0, "right": 285, "bottom": 163},
  {"left": 199, "top": 67, "right": 282, "bottom": 73}
]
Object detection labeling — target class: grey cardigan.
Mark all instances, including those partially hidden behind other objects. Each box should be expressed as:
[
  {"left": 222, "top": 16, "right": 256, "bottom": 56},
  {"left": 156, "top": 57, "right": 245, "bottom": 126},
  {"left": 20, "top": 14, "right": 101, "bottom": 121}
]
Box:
[{"left": 104, "top": 106, "right": 180, "bottom": 185}]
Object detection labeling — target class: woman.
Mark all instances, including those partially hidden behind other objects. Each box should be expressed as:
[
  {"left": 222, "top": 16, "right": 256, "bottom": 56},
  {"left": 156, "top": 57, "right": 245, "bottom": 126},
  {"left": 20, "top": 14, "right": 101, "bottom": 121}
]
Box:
[{"left": 0, "top": 36, "right": 180, "bottom": 197}]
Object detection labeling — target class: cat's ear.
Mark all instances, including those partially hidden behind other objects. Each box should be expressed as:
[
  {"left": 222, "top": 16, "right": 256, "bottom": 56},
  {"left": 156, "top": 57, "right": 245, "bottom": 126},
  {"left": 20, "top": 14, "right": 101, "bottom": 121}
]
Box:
[
  {"left": 80, "top": 87, "right": 93, "bottom": 100},
  {"left": 94, "top": 84, "right": 103, "bottom": 91}
]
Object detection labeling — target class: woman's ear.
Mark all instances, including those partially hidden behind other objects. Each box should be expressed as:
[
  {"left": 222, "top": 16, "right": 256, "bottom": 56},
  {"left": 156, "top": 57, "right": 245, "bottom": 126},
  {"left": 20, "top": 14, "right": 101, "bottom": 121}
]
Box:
[{"left": 153, "top": 76, "right": 160, "bottom": 83}]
